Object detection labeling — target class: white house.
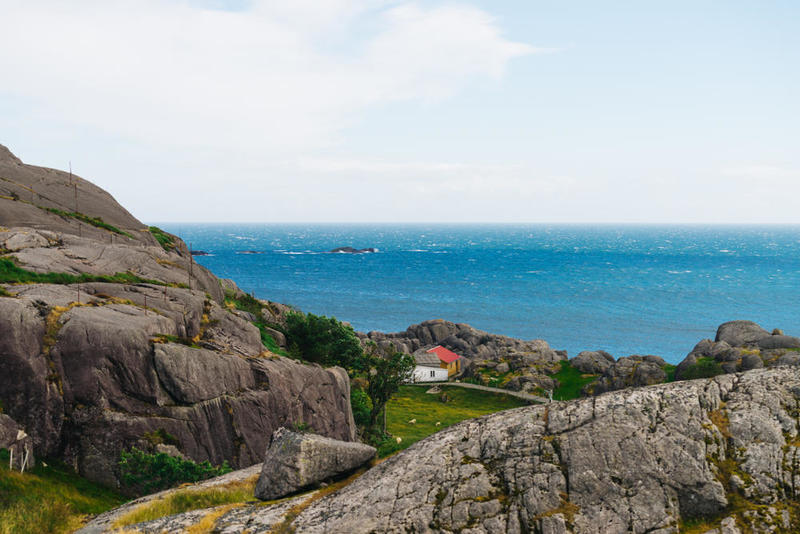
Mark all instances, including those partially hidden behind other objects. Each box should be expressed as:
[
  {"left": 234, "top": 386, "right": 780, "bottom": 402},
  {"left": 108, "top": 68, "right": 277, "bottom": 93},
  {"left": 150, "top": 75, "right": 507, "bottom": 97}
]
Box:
[{"left": 409, "top": 351, "right": 449, "bottom": 383}]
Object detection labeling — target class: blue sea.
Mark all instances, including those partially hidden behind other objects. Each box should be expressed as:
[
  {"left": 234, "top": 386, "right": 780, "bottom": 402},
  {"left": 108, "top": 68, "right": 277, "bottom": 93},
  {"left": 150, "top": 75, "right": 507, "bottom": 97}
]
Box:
[{"left": 157, "top": 224, "right": 800, "bottom": 364}]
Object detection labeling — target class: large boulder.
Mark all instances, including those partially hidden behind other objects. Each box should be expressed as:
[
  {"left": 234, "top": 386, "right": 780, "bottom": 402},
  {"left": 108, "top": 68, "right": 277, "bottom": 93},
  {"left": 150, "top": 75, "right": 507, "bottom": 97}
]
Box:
[
  {"left": 255, "top": 428, "right": 376, "bottom": 501},
  {"left": 715, "top": 320, "right": 770, "bottom": 347},
  {"left": 570, "top": 350, "right": 615, "bottom": 374}
]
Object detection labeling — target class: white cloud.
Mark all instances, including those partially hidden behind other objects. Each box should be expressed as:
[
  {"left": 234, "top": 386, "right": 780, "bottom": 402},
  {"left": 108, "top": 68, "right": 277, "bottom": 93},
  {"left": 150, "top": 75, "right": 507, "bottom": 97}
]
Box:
[{"left": 0, "top": 0, "right": 535, "bottom": 155}]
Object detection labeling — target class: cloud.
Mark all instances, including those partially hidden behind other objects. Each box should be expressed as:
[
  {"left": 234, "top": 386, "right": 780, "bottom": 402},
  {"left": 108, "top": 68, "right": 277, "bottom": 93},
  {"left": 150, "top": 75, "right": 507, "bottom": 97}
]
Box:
[{"left": 0, "top": 0, "right": 535, "bottom": 155}]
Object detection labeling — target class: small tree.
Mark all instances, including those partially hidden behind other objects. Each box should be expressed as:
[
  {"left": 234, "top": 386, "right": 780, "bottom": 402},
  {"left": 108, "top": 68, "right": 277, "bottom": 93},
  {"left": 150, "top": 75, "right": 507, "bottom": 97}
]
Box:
[
  {"left": 285, "top": 312, "right": 366, "bottom": 370},
  {"left": 365, "top": 350, "right": 415, "bottom": 434}
]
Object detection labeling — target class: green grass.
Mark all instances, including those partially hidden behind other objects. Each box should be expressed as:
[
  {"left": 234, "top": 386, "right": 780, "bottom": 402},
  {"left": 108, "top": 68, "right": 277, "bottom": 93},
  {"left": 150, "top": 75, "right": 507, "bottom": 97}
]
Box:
[
  {"left": 0, "top": 257, "right": 181, "bottom": 287},
  {"left": 552, "top": 360, "right": 599, "bottom": 400},
  {"left": 681, "top": 357, "right": 724, "bottom": 380},
  {"left": 225, "top": 294, "right": 289, "bottom": 356},
  {"left": 149, "top": 226, "right": 176, "bottom": 251},
  {"left": 44, "top": 207, "right": 133, "bottom": 238},
  {"left": 112, "top": 477, "right": 256, "bottom": 529},
  {"left": 383, "top": 385, "right": 528, "bottom": 456},
  {"left": 0, "top": 449, "right": 126, "bottom": 534},
  {"left": 664, "top": 363, "right": 677, "bottom": 382}
]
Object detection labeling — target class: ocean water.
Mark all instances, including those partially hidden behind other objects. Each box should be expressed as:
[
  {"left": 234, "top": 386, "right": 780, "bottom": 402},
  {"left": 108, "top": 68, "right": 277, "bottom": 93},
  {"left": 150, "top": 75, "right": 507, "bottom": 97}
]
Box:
[{"left": 157, "top": 224, "right": 800, "bottom": 364}]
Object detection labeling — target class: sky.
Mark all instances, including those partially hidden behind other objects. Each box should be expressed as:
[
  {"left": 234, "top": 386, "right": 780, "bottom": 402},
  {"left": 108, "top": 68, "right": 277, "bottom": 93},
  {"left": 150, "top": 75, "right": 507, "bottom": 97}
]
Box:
[{"left": 1, "top": 0, "right": 799, "bottom": 223}]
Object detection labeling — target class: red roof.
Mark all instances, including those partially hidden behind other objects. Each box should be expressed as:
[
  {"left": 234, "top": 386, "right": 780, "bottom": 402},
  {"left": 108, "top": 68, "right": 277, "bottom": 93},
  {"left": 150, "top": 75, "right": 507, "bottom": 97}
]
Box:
[{"left": 427, "top": 345, "right": 461, "bottom": 363}]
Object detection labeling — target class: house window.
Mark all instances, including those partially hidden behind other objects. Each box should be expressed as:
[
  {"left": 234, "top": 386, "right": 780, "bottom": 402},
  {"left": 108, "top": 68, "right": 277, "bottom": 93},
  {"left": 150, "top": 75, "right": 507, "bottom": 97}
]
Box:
[{"left": 430, "top": 370, "right": 435, "bottom": 377}]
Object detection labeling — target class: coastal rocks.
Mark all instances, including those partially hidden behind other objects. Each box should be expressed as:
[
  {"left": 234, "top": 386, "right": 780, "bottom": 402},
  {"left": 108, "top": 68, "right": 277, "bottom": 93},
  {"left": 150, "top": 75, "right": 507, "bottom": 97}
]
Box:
[
  {"left": 675, "top": 321, "right": 800, "bottom": 381},
  {"left": 570, "top": 350, "right": 615, "bottom": 374},
  {"left": 107, "top": 367, "right": 800, "bottom": 533},
  {"left": 361, "top": 319, "right": 562, "bottom": 362},
  {"left": 0, "top": 282, "right": 357, "bottom": 486},
  {"left": 330, "top": 247, "right": 378, "bottom": 254},
  {"left": 584, "top": 354, "right": 667, "bottom": 395},
  {"left": 254, "top": 428, "right": 376, "bottom": 501},
  {"left": 0, "top": 145, "right": 357, "bottom": 488},
  {"left": 715, "top": 320, "right": 771, "bottom": 347}
]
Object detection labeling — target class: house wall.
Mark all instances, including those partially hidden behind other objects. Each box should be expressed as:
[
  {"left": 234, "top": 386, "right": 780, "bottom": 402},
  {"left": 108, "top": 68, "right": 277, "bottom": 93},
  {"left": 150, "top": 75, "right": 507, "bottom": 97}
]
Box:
[
  {"left": 440, "top": 359, "right": 461, "bottom": 377},
  {"left": 411, "top": 366, "right": 449, "bottom": 383}
]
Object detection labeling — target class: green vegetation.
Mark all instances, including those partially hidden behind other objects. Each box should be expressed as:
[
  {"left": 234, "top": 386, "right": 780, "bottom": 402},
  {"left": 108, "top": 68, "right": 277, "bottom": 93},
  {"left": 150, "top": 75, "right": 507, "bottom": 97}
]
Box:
[
  {"left": 382, "top": 385, "right": 527, "bottom": 456},
  {"left": 0, "top": 449, "right": 125, "bottom": 534},
  {"left": 119, "top": 448, "right": 231, "bottom": 495},
  {"left": 0, "top": 257, "right": 178, "bottom": 287},
  {"left": 664, "top": 363, "right": 677, "bottom": 382},
  {"left": 112, "top": 477, "right": 255, "bottom": 529},
  {"left": 44, "top": 207, "right": 133, "bottom": 238},
  {"left": 350, "top": 388, "right": 371, "bottom": 428},
  {"left": 225, "top": 292, "right": 288, "bottom": 356},
  {"left": 286, "top": 312, "right": 365, "bottom": 369},
  {"left": 149, "top": 226, "right": 177, "bottom": 251},
  {"left": 552, "top": 360, "right": 599, "bottom": 400},
  {"left": 152, "top": 333, "right": 202, "bottom": 349},
  {"left": 364, "top": 350, "right": 415, "bottom": 432},
  {"left": 681, "top": 357, "right": 724, "bottom": 380}
]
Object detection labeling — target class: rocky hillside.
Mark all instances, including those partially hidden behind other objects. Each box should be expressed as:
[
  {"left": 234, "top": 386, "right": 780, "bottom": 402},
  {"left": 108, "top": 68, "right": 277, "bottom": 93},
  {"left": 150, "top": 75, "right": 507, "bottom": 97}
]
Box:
[
  {"left": 0, "top": 144, "right": 355, "bottom": 487},
  {"left": 86, "top": 367, "right": 800, "bottom": 533}
]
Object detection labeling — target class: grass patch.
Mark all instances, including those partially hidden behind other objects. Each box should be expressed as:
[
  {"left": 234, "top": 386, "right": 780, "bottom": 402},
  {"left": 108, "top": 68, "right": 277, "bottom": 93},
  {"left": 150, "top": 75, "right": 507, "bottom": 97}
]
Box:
[
  {"left": 682, "top": 357, "right": 724, "bottom": 380},
  {"left": 0, "top": 257, "right": 182, "bottom": 287},
  {"left": 664, "top": 363, "right": 677, "bottom": 382},
  {"left": 149, "top": 226, "right": 177, "bottom": 251},
  {"left": 119, "top": 448, "right": 231, "bottom": 495},
  {"left": 113, "top": 478, "right": 255, "bottom": 529},
  {"left": 552, "top": 360, "right": 599, "bottom": 400},
  {"left": 44, "top": 207, "right": 133, "bottom": 238},
  {"left": 0, "top": 449, "right": 126, "bottom": 534},
  {"left": 152, "top": 333, "right": 202, "bottom": 349},
  {"left": 383, "top": 385, "right": 527, "bottom": 456},
  {"left": 225, "top": 294, "right": 289, "bottom": 356}
]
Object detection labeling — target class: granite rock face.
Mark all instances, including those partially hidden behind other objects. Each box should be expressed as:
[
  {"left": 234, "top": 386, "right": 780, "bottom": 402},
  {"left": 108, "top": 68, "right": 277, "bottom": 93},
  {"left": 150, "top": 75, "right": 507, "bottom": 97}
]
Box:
[
  {"left": 0, "top": 145, "right": 356, "bottom": 487},
  {"left": 97, "top": 367, "right": 800, "bottom": 533},
  {"left": 254, "top": 428, "right": 376, "bottom": 500}
]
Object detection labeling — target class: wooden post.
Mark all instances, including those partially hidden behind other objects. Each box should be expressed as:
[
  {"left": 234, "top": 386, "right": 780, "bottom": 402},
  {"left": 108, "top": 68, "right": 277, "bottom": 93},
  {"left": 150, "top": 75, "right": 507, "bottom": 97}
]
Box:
[{"left": 189, "top": 243, "right": 193, "bottom": 289}]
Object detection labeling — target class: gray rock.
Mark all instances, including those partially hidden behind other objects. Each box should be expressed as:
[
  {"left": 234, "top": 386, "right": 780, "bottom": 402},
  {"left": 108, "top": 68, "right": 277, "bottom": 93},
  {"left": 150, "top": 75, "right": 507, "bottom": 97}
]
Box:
[
  {"left": 0, "top": 145, "right": 357, "bottom": 487},
  {"left": 740, "top": 353, "right": 764, "bottom": 371},
  {"left": 586, "top": 355, "right": 667, "bottom": 395},
  {"left": 570, "top": 350, "right": 615, "bottom": 374},
  {"left": 715, "top": 320, "right": 770, "bottom": 347},
  {"left": 114, "top": 367, "right": 800, "bottom": 534},
  {"left": 495, "top": 362, "right": 510, "bottom": 374},
  {"left": 254, "top": 428, "right": 376, "bottom": 501},
  {"left": 758, "top": 335, "right": 800, "bottom": 350}
]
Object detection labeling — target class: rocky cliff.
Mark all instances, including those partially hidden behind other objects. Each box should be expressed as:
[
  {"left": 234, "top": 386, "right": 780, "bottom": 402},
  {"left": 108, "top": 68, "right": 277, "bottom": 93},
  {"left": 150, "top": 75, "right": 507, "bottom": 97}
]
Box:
[
  {"left": 88, "top": 366, "right": 800, "bottom": 533},
  {"left": 0, "top": 144, "right": 355, "bottom": 487}
]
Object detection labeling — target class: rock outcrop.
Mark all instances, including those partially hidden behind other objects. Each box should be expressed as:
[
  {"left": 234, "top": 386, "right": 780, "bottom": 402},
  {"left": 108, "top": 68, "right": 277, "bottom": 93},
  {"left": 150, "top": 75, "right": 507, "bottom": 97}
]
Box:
[
  {"left": 584, "top": 354, "right": 668, "bottom": 395},
  {"left": 675, "top": 320, "right": 800, "bottom": 380},
  {"left": 254, "top": 427, "right": 376, "bottom": 501},
  {"left": 0, "top": 144, "right": 356, "bottom": 487},
  {"left": 89, "top": 367, "right": 800, "bottom": 533}
]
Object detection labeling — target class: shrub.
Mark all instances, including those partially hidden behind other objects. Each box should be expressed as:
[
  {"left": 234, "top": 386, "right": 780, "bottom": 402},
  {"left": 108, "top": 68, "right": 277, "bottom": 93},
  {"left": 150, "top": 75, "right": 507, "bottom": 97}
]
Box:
[
  {"left": 285, "top": 312, "right": 365, "bottom": 370},
  {"left": 44, "top": 207, "right": 133, "bottom": 238},
  {"left": 350, "top": 389, "right": 371, "bottom": 428},
  {"left": 149, "top": 226, "right": 177, "bottom": 251},
  {"left": 118, "top": 448, "right": 231, "bottom": 495},
  {"left": 682, "top": 357, "right": 724, "bottom": 380}
]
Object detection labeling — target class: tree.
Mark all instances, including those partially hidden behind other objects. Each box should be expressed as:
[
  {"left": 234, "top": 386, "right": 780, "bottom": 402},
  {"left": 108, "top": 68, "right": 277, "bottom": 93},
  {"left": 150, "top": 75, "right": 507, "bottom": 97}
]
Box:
[
  {"left": 285, "top": 312, "right": 366, "bottom": 370},
  {"left": 365, "top": 350, "right": 415, "bottom": 433}
]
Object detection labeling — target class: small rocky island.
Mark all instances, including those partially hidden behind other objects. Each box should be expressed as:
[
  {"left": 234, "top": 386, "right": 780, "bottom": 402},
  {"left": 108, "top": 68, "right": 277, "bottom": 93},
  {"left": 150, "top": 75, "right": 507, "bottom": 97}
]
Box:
[{"left": 330, "top": 246, "right": 378, "bottom": 254}]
